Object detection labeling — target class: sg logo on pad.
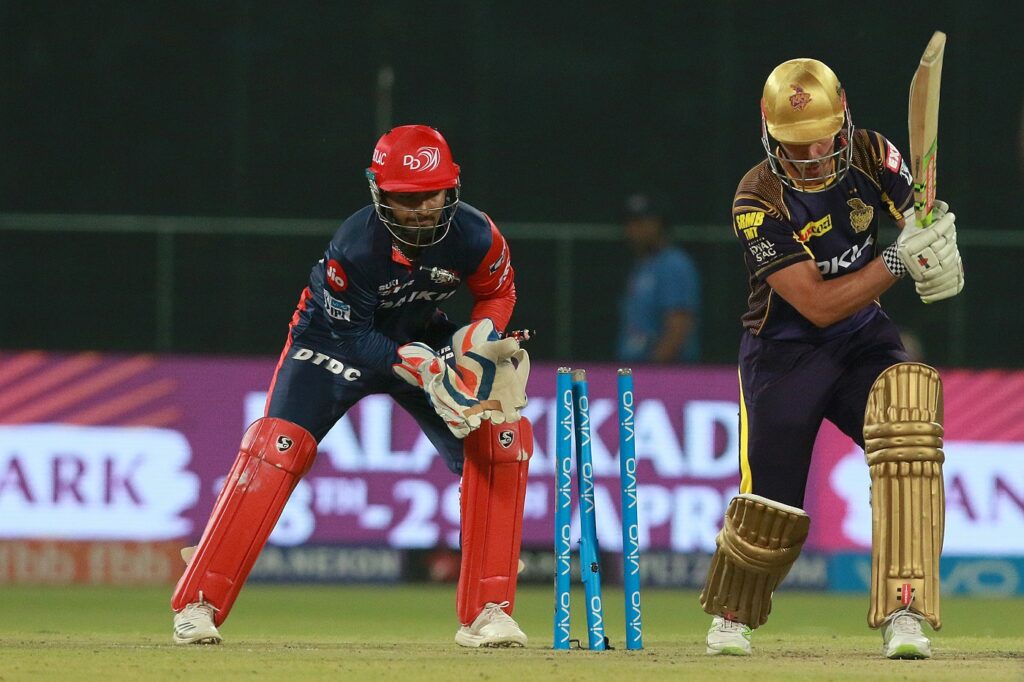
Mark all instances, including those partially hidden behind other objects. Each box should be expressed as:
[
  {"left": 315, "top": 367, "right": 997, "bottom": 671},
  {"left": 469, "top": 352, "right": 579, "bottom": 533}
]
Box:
[
  {"left": 498, "top": 430, "right": 515, "bottom": 448},
  {"left": 276, "top": 436, "right": 294, "bottom": 452}
]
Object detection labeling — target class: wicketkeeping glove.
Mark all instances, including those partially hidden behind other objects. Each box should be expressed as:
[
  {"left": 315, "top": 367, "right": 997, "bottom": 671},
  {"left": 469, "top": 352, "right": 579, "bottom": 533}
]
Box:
[
  {"left": 451, "top": 319, "right": 530, "bottom": 424},
  {"left": 393, "top": 342, "right": 489, "bottom": 438}
]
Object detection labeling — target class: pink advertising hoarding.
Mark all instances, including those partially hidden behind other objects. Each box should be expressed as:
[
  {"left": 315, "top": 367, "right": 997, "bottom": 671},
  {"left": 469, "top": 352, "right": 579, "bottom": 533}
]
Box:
[{"left": 1, "top": 351, "right": 1022, "bottom": 556}]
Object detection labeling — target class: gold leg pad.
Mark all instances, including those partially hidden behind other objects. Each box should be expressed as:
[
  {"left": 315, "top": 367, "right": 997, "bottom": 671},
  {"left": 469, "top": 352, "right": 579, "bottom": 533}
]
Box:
[
  {"left": 864, "top": 362, "right": 944, "bottom": 630},
  {"left": 699, "top": 493, "right": 810, "bottom": 629}
]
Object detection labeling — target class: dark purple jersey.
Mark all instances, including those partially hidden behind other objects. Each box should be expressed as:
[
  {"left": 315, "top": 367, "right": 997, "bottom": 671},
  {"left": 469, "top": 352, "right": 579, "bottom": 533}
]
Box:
[{"left": 732, "top": 130, "right": 913, "bottom": 342}]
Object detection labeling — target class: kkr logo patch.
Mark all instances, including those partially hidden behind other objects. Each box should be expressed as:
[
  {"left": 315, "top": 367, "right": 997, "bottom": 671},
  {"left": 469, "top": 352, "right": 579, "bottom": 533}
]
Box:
[
  {"left": 789, "top": 84, "right": 811, "bottom": 110},
  {"left": 498, "top": 430, "right": 515, "bottom": 448},
  {"left": 276, "top": 436, "right": 293, "bottom": 452},
  {"left": 847, "top": 198, "right": 874, "bottom": 233}
]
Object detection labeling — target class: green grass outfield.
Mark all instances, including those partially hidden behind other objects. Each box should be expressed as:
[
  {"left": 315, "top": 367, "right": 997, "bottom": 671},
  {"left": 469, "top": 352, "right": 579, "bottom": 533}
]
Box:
[{"left": 1, "top": 585, "right": 1021, "bottom": 681}]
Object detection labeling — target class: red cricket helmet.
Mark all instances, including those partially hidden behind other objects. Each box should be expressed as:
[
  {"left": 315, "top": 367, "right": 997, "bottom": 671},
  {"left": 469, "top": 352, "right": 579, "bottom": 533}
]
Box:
[
  {"left": 365, "top": 125, "right": 462, "bottom": 250},
  {"left": 367, "top": 125, "right": 460, "bottom": 192}
]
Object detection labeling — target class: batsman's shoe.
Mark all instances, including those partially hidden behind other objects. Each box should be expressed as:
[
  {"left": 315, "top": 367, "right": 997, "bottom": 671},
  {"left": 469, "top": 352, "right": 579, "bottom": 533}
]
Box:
[
  {"left": 882, "top": 609, "right": 932, "bottom": 659},
  {"left": 455, "top": 601, "right": 527, "bottom": 648},
  {"left": 706, "top": 616, "right": 752, "bottom": 656},
  {"left": 173, "top": 599, "right": 222, "bottom": 645}
]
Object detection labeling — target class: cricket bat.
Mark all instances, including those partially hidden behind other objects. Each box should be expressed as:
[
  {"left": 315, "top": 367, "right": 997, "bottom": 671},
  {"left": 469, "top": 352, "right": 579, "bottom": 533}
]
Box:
[{"left": 908, "top": 30, "right": 946, "bottom": 226}]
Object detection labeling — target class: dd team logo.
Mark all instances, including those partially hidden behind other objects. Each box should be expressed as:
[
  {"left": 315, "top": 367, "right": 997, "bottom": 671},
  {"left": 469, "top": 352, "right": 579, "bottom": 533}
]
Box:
[{"left": 402, "top": 146, "right": 440, "bottom": 172}]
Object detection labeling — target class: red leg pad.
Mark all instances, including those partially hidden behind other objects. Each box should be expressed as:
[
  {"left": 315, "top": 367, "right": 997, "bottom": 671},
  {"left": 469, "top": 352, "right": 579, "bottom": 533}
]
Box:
[
  {"left": 456, "top": 418, "right": 533, "bottom": 625},
  {"left": 171, "top": 417, "right": 317, "bottom": 625}
]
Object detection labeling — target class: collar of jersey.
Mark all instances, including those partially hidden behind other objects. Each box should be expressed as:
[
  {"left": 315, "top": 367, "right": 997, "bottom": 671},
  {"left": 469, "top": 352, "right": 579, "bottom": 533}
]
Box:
[{"left": 391, "top": 244, "right": 414, "bottom": 267}]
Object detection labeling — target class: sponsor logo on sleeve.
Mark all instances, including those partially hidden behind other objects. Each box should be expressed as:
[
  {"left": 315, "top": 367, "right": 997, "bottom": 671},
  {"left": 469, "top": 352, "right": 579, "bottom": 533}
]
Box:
[
  {"left": 735, "top": 212, "right": 765, "bottom": 240},
  {"left": 885, "top": 142, "right": 902, "bottom": 173},
  {"left": 899, "top": 158, "right": 913, "bottom": 187},
  {"left": 747, "top": 238, "right": 777, "bottom": 264},
  {"left": 325, "top": 259, "right": 348, "bottom": 292},
  {"left": 488, "top": 243, "right": 508, "bottom": 275},
  {"left": 322, "top": 290, "right": 352, "bottom": 321}
]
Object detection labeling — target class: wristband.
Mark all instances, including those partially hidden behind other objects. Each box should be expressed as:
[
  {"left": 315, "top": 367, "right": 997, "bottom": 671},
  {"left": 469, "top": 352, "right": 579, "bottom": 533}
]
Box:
[{"left": 882, "top": 243, "right": 907, "bottom": 279}]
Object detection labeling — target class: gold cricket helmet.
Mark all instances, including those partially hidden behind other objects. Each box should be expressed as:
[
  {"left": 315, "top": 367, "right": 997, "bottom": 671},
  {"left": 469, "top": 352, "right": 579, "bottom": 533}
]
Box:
[
  {"left": 759, "top": 58, "right": 854, "bottom": 191},
  {"left": 762, "top": 58, "right": 845, "bottom": 144}
]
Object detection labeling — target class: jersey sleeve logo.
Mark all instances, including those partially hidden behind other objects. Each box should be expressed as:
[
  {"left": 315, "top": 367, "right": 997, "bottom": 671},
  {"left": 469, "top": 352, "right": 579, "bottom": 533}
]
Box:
[
  {"left": 885, "top": 142, "right": 902, "bottom": 173},
  {"left": 325, "top": 259, "right": 348, "bottom": 292},
  {"left": 322, "top": 289, "right": 352, "bottom": 321},
  {"left": 488, "top": 242, "right": 508, "bottom": 274},
  {"left": 747, "top": 237, "right": 778, "bottom": 264},
  {"left": 735, "top": 211, "right": 765, "bottom": 240}
]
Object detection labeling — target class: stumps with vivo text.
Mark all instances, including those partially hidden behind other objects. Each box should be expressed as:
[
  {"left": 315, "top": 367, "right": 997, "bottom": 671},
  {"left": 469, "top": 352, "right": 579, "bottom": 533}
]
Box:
[{"left": 553, "top": 366, "right": 643, "bottom": 651}]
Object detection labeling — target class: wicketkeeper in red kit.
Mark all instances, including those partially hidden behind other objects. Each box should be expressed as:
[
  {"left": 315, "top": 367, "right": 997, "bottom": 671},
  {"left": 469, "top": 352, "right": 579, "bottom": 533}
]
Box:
[{"left": 171, "top": 125, "right": 533, "bottom": 648}]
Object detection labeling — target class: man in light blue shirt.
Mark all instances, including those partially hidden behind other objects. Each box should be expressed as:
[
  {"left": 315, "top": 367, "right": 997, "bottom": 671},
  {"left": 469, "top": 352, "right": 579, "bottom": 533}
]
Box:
[{"left": 617, "top": 193, "right": 701, "bottom": 363}]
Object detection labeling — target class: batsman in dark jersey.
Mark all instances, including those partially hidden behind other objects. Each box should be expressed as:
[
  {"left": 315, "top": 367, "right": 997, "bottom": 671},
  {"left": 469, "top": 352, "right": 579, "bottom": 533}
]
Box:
[
  {"left": 171, "top": 126, "right": 534, "bottom": 650},
  {"left": 699, "top": 59, "right": 964, "bottom": 660}
]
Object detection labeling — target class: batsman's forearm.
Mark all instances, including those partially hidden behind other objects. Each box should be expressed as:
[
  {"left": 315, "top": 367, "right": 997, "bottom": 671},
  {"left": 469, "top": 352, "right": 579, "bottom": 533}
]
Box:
[
  {"left": 767, "top": 257, "right": 900, "bottom": 329},
  {"left": 803, "top": 259, "right": 899, "bottom": 327}
]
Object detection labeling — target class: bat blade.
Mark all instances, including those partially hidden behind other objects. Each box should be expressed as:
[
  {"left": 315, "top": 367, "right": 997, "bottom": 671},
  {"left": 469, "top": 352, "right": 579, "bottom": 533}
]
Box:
[{"left": 908, "top": 30, "right": 946, "bottom": 226}]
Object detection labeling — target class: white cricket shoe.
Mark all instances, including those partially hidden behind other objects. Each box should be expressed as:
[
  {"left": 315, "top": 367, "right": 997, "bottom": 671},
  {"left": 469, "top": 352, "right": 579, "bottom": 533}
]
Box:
[
  {"left": 706, "top": 615, "right": 752, "bottom": 656},
  {"left": 173, "top": 599, "right": 222, "bottom": 645},
  {"left": 882, "top": 609, "right": 931, "bottom": 659},
  {"left": 455, "top": 601, "right": 527, "bottom": 648}
]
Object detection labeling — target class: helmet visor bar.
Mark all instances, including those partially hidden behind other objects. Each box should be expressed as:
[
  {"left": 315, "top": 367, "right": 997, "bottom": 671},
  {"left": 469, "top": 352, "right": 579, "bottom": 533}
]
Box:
[
  {"left": 760, "top": 109, "right": 854, "bottom": 192},
  {"left": 380, "top": 190, "right": 460, "bottom": 248},
  {"left": 366, "top": 170, "right": 460, "bottom": 249}
]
